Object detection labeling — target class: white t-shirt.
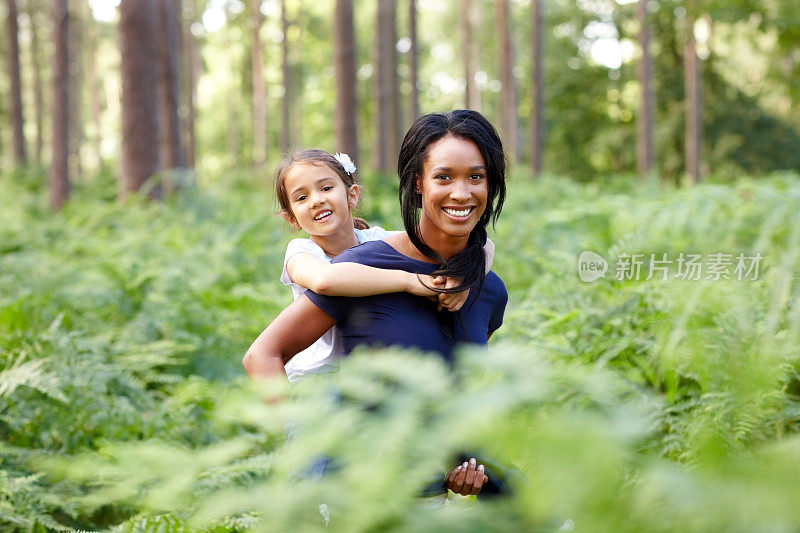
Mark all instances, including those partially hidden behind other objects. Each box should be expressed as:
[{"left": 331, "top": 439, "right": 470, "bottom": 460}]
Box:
[{"left": 280, "top": 226, "right": 395, "bottom": 383}]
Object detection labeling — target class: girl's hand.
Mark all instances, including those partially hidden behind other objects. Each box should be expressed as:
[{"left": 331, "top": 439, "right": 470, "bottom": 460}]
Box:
[
  {"left": 434, "top": 276, "right": 470, "bottom": 312},
  {"left": 407, "top": 273, "right": 441, "bottom": 298},
  {"left": 446, "top": 458, "right": 488, "bottom": 496}
]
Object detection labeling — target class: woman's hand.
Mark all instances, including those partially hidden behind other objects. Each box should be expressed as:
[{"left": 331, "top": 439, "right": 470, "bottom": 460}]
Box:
[
  {"left": 434, "top": 276, "right": 470, "bottom": 312},
  {"left": 446, "top": 457, "right": 488, "bottom": 496}
]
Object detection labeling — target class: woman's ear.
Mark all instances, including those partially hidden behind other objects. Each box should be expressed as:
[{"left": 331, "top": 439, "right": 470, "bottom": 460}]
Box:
[
  {"left": 279, "top": 209, "right": 301, "bottom": 230},
  {"left": 347, "top": 184, "right": 360, "bottom": 209}
]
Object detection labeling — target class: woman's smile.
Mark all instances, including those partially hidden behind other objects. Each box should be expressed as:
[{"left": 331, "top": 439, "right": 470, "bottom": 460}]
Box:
[{"left": 441, "top": 205, "right": 477, "bottom": 220}]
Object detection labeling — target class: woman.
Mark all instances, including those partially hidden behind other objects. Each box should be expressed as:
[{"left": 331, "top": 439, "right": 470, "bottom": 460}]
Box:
[{"left": 244, "top": 110, "right": 508, "bottom": 495}]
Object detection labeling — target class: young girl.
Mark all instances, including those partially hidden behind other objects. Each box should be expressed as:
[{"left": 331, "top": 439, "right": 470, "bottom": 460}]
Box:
[{"left": 273, "top": 149, "right": 492, "bottom": 384}]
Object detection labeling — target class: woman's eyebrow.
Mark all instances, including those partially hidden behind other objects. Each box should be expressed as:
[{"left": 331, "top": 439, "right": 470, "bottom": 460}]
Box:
[{"left": 430, "top": 165, "right": 486, "bottom": 172}]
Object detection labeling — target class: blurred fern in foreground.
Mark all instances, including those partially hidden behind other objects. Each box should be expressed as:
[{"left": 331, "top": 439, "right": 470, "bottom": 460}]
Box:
[{"left": 1, "top": 168, "right": 799, "bottom": 531}]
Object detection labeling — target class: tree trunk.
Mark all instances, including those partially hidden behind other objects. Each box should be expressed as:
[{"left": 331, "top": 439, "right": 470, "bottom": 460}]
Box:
[
  {"left": 87, "top": 16, "right": 104, "bottom": 169},
  {"left": 391, "top": 2, "right": 402, "bottom": 161},
  {"left": 684, "top": 1, "right": 701, "bottom": 183},
  {"left": 182, "top": 0, "right": 198, "bottom": 168},
  {"left": 251, "top": 0, "right": 266, "bottom": 165},
  {"left": 280, "top": 0, "right": 291, "bottom": 153},
  {"left": 157, "top": 0, "right": 186, "bottom": 176},
  {"left": 28, "top": 0, "right": 44, "bottom": 164},
  {"left": 495, "top": 0, "right": 518, "bottom": 163},
  {"left": 119, "top": 0, "right": 161, "bottom": 199},
  {"left": 373, "top": 0, "right": 398, "bottom": 174},
  {"left": 6, "top": 0, "right": 27, "bottom": 165},
  {"left": 49, "top": 0, "right": 69, "bottom": 209},
  {"left": 530, "top": 0, "right": 544, "bottom": 178},
  {"left": 334, "top": 0, "right": 358, "bottom": 163},
  {"left": 460, "top": 0, "right": 480, "bottom": 111},
  {"left": 68, "top": 0, "right": 85, "bottom": 180},
  {"left": 637, "top": 0, "right": 654, "bottom": 181},
  {"left": 408, "top": 0, "right": 419, "bottom": 123}
]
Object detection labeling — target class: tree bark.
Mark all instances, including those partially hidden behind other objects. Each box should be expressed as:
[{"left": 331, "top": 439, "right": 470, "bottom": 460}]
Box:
[
  {"left": 280, "top": 0, "right": 291, "bottom": 153},
  {"left": 28, "top": 0, "right": 44, "bottom": 164},
  {"left": 460, "top": 0, "right": 480, "bottom": 111},
  {"left": 334, "top": 0, "right": 358, "bottom": 163},
  {"left": 637, "top": 0, "right": 655, "bottom": 181},
  {"left": 251, "top": 0, "right": 266, "bottom": 165},
  {"left": 87, "top": 14, "right": 104, "bottom": 169},
  {"left": 530, "top": 0, "right": 544, "bottom": 178},
  {"left": 119, "top": 0, "right": 161, "bottom": 199},
  {"left": 182, "top": 0, "right": 198, "bottom": 168},
  {"left": 373, "top": 0, "right": 398, "bottom": 174},
  {"left": 495, "top": 0, "right": 518, "bottom": 163},
  {"left": 408, "top": 0, "right": 419, "bottom": 123},
  {"left": 49, "top": 0, "right": 69, "bottom": 209},
  {"left": 6, "top": 0, "right": 27, "bottom": 165},
  {"left": 157, "top": 0, "right": 186, "bottom": 175},
  {"left": 684, "top": 1, "right": 701, "bottom": 183},
  {"left": 68, "top": 0, "right": 85, "bottom": 180}
]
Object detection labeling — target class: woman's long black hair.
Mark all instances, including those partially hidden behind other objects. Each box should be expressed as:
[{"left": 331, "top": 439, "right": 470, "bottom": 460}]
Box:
[{"left": 398, "top": 110, "right": 506, "bottom": 339}]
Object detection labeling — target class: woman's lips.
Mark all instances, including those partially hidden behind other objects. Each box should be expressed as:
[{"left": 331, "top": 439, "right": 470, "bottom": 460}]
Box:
[{"left": 441, "top": 206, "right": 475, "bottom": 220}]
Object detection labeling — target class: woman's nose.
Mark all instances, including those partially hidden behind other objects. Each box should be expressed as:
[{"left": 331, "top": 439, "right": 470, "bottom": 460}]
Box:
[{"left": 449, "top": 181, "right": 471, "bottom": 201}]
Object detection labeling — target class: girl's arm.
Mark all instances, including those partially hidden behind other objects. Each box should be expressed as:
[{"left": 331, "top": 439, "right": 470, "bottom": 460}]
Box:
[
  {"left": 286, "top": 253, "right": 439, "bottom": 298},
  {"left": 243, "top": 295, "right": 337, "bottom": 383},
  {"left": 484, "top": 238, "right": 495, "bottom": 273}
]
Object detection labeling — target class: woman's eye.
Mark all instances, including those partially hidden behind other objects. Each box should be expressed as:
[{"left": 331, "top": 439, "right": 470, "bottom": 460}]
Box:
[
  {"left": 469, "top": 174, "right": 485, "bottom": 180},
  {"left": 435, "top": 175, "right": 451, "bottom": 181},
  {"left": 322, "top": 186, "right": 333, "bottom": 191}
]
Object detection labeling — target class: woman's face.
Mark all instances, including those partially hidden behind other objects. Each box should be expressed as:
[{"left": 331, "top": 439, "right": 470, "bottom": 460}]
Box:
[{"left": 416, "top": 134, "right": 488, "bottom": 239}]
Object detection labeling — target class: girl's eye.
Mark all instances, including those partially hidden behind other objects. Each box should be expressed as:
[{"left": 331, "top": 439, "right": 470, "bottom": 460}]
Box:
[
  {"left": 435, "top": 174, "right": 451, "bottom": 181},
  {"left": 321, "top": 186, "right": 333, "bottom": 191},
  {"left": 469, "top": 174, "right": 485, "bottom": 180},
  {"left": 295, "top": 195, "right": 307, "bottom": 202}
]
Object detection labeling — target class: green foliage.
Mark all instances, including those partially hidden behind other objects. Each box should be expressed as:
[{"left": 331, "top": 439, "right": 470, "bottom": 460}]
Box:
[{"left": 2, "top": 167, "right": 800, "bottom": 531}]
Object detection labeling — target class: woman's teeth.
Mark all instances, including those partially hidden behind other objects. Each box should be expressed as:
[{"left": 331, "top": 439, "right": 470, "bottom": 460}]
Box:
[
  {"left": 443, "top": 207, "right": 472, "bottom": 217},
  {"left": 314, "top": 210, "right": 332, "bottom": 220}
]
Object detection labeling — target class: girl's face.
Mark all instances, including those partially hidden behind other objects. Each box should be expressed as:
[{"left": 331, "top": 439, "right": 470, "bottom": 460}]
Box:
[
  {"left": 282, "top": 162, "right": 359, "bottom": 237},
  {"left": 416, "top": 134, "right": 488, "bottom": 239}
]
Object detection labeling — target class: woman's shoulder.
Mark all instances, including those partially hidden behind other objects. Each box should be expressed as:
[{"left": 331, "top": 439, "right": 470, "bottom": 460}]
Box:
[
  {"left": 333, "top": 239, "right": 395, "bottom": 264},
  {"left": 333, "top": 238, "right": 436, "bottom": 273},
  {"left": 482, "top": 271, "right": 508, "bottom": 301}
]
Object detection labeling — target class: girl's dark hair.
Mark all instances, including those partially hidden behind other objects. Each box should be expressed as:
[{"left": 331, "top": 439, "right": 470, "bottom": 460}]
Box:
[
  {"left": 398, "top": 110, "right": 506, "bottom": 338},
  {"left": 275, "top": 149, "right": 361, "bottom": 225}
]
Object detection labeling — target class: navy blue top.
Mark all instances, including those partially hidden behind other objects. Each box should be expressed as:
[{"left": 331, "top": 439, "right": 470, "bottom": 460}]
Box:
[{"left": 305, "top": 240, "right": 507, "bottom": 362}]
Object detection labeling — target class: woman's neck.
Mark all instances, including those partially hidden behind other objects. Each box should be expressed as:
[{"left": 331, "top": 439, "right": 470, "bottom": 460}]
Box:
[
  {"left": 310, "top": 225, "right": 360, "bottom": 259},
  {"left": 415, "top": 217, "right": 470, "bottom": 260}
]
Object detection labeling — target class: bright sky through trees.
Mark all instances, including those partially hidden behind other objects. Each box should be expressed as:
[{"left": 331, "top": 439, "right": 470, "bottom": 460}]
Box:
[{"left": 88, "top": 0, "right": 118, "bottom": 23}]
